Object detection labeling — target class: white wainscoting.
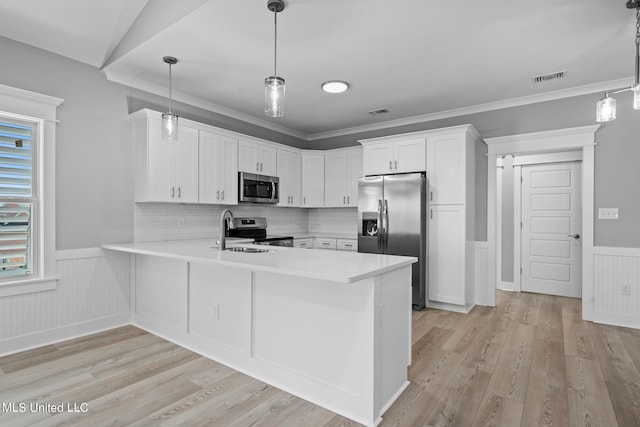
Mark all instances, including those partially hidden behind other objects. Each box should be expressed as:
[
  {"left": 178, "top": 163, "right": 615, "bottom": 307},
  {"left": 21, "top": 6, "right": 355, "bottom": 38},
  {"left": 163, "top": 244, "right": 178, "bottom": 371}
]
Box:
[
  {"left": 592, "top": 246, "right": 640, "bottom": 329},
  {"left": 0, "top": 248, "right": 131, "bottom": 356}
]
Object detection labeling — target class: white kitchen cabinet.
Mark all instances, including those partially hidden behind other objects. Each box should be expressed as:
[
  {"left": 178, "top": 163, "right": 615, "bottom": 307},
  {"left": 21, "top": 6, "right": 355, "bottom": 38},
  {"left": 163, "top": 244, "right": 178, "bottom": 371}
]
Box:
[
  {"left": 277, "top": 148, "right": 302, "bottom": 207},
  {"left": 239, "top": 138, "right": 277, "bottom": 176},
  {"left": 301, "top": 152, "right": 324, "bottom": 207},
  {"left": 428, "top": 205, "right": 466, "bottom": 305},
  {"left": 132, "top": 110, "right": 199, "bottom": 203},
  {"left": 337, "top": 238, "right": 357, "bottom": 251},
  {"left": 427, "top": 132, "right": 466, "bottom": 205},
  {"left": 294, "top": 237, "right": 313, "bottom": 249},
  {"left": 314, "top": 237, "right": 337, "bottom": 250},
  {"left": 324, "top": 147, "right": 362, "bottom": 207},
  {"left": 361, "top": 137, "right": 426, "bottom": 176},
  {"left": 199, "top": 131, "right": 238, "bottom": 205}
]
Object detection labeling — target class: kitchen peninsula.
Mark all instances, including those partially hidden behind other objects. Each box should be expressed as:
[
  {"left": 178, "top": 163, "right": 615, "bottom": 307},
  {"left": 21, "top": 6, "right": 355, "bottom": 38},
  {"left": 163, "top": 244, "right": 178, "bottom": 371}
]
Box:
[{"left": 102, "top": 239, "right": 416, "bottom": 427}]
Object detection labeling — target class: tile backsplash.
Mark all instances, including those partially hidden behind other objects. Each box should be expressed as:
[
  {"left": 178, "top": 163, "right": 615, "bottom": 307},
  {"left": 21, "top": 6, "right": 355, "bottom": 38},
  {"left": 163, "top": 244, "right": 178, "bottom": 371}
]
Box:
[{"left": 134, "top": 203, "right": 356, "bottom": 242}]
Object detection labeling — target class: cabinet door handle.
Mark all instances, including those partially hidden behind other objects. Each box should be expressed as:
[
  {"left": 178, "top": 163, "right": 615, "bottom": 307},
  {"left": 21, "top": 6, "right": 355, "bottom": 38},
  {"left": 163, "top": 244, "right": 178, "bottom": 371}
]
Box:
[
  {"left": 395, "top": 160, "right": 397, "bottom": 170},
  {"left": 177, "top": 187, "right": 181, "bottom": 198},
  {"left": 171, "top": 186, "right": 175, "bottom": 198},
  {"left": 221, "top": 190, "right": 224, "bottom": 200},
  {"left": 256, "top": 161, "right": 260, "bottom": 171},
  {"left": 303, "top": 196, "right": 306, "bottom": 205},
  {"left": 389, "top": 160, "right": 392, "bottom": 171},
  {"left": 343, "top": 196, "right": 346, "bottom": 204},
  {"left": 430, "top": 209, "right": 433, "bottom": 219},
  {"left": 430, "top": 191, "right": 433, "bottom": 202},
  {"left": 216, "top": 190, "right": 220, "bottom": 200},
  {"left": 344, "top": 244, "right": 353, "bottom": 247},
  {"left": 347, "top": 196, "right": 350, "bottom": 204},
  {"left": 260, "top": 162, "right": 263, "bottom": 172}
]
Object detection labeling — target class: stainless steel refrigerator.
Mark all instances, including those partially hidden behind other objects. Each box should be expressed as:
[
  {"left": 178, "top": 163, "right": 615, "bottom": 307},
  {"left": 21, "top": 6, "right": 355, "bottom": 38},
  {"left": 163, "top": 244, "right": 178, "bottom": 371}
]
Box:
[{"left": 357, "top": 172, "right": 426, "bottom": 310}]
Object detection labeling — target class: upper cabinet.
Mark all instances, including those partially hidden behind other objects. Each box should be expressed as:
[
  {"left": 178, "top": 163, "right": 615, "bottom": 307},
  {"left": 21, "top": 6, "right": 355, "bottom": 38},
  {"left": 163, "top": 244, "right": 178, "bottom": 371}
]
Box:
[
  {"left": 324, "top": 147, "right": 362, "bottom": 208},
  {"left": 132, "top": 110, "right": 199, "bottom": 203},
  {"left": 239, "top": 139, "right": 277, "bottom": 176},
  {"left": 277, "top": 148, "right": 302, "bottom": 207},
  {"left": 199, "top": 131, "right": 238, "bottom": 205},
  {"left": 427, "top": 131, "right": 467, "bottom": 205},
  {"left": 301, "top": 152, "right": 324, "bottom": 207},
  {"left": 361, "top": 137, "right": 426, "bottom": 176}
]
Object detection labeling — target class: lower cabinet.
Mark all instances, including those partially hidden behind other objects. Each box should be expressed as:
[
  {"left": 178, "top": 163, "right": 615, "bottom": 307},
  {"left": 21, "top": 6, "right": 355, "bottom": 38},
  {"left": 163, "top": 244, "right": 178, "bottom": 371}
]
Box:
[
  {"left": 189, "top": 263, "right": 252, "bottom": 353},
  {"left": 294, "top": 237, "right": 358, "bottom": 251},
  {"left": 294, "top": 237, "right": 313, "bottom": 249},
  {"left": 428, "top": 205, "right": 469, "bottom": 307}
]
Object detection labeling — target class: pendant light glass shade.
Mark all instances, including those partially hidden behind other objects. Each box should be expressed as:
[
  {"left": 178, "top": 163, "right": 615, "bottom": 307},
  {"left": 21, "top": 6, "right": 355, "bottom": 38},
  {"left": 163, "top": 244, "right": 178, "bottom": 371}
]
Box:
[
  {"left": 162, "top": 56, "right": 178, "bottom": 142},
  {"left": 162, "top": 113, "right": 178, "bottom": 142},
  {"left": 596, "top": 94, "right": 616, "bottom": 122},
  {"left": 265, "top": 76, "right": 285, "bottom": 117}
]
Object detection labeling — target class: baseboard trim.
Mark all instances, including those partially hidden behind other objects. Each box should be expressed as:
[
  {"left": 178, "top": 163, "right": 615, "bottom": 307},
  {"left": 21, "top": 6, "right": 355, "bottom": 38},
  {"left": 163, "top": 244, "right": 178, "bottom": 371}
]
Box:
[
  {"left": 0, "top": 312, "right": 131, "bottom": 357},
  {"left": 497, "top": 281, "right": 517, "bottom": 292},
  {"left": 592, "top": 311, "right": 640, "bottom": 330}
]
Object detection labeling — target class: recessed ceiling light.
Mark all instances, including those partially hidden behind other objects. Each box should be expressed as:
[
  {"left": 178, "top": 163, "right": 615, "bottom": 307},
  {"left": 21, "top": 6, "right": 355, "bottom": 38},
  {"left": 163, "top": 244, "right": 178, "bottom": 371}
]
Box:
[{"left": 321, "top": 80, "right": 350, "bottom": 94}]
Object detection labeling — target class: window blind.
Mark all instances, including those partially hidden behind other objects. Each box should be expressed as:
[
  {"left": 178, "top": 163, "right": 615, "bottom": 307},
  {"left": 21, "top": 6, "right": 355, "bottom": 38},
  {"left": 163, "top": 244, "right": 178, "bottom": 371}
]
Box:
[{"left": 0, "top": 121, "right": 32, "bottom": 276}]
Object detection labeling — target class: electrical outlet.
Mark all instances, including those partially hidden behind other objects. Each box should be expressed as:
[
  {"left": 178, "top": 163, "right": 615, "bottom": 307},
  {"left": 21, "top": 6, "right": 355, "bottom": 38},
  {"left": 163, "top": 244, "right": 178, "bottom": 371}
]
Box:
[
  {"left": 622, "top": 285, "right": 631, "bottom": 296},
  {"left": 598, "top": 208, "right": 619, "bottom": 220},
  {"left": 178, "top": 217, "right": 186, "bottom": 228}
]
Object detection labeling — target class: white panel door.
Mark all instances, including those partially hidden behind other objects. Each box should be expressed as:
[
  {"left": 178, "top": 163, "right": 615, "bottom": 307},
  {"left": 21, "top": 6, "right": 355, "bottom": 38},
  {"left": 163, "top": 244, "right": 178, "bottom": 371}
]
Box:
[
  {"left": 302, "top": 154, "right": 324, "bottom": 207},
  {"left": 521, "top": 162, "right": 582, "bottom": 298},
  {"left": 428, "top": 204, "right": 465, "bottom": 305},
  {"left": 363, "top": 143, "right": 393, "bottom": 175},
  {"left": 394, "top": 138, "right": 426, "bottom": 173}
]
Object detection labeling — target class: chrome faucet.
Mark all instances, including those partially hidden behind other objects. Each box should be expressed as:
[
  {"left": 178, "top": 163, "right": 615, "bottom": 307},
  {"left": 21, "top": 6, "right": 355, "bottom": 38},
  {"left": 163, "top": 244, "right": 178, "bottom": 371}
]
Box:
[{"left": 219, "top": 209, "right": 235, "bottom": 250}]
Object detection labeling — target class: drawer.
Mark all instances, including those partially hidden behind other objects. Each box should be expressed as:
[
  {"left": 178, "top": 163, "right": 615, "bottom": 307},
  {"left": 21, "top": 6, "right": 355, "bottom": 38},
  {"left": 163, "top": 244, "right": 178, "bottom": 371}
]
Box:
[
  {"left": 294, "top": 238, "right": 313, "bottom": 249},
  {"left": 314, "top": 238, "right": 337, "bottom": 250},
  {"left": 337, "top": 239, "right": 357, "bottom": 251}
]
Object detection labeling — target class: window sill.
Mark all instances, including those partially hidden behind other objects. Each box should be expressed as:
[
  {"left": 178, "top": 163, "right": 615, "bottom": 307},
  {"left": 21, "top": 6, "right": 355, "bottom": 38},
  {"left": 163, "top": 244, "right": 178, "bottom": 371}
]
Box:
[{"left": 0, "top": 276, "right": 59, "bottom": 298}]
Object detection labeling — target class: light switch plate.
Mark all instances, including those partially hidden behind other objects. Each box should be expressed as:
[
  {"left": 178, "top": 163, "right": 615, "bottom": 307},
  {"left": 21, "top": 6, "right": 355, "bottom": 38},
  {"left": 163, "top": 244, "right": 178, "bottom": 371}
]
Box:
[{"left": 598, "top": 208, "right": 619, "bottom": 220}]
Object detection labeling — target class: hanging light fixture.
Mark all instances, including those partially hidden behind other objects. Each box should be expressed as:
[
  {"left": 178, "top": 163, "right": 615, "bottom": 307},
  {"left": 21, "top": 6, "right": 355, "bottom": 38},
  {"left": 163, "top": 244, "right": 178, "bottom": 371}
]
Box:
[
  {"left": 265, "top": 0, "right": 285, "bottom": 117},
  {"left": 162, "top": 56, "right": 179, "bottom": 142},
  {"left": 596, "top": 0, "right": 640, "bottom": 122}
]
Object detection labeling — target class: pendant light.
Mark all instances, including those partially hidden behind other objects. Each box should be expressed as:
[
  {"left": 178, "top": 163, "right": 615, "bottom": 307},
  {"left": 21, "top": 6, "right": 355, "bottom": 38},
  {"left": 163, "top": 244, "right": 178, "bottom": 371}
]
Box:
[
  {"left": 596, "top": 0, "right": 640, "bottom": 122},
  {"left": 265, "top": 0, "right": 285, "bottom": 117},
  {"left": 162, "top": 56, "right": 179, "bottom": 142}
]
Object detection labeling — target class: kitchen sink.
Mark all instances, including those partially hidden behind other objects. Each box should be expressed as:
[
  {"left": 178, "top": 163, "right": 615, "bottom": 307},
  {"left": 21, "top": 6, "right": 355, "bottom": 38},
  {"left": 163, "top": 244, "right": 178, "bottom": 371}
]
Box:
[{"left": 226, "top": 247, "right": 269, "bottom": 253}]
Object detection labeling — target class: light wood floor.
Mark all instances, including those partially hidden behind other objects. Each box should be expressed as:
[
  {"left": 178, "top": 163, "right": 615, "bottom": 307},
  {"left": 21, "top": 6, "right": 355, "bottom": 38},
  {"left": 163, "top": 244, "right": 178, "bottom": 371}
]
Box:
[{"left": 1, "top": 291, "right": 639, "bottom": 426}]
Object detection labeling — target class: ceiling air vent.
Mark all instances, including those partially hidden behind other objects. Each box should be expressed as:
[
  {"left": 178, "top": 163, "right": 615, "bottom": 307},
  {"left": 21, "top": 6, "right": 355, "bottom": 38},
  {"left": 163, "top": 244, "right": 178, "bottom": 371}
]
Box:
[
  {"left": 532, "top": 70, "right": 566, "bottom": 84},
  {"left": 367, "top": 108, "right": 389, "bottom": 115}
]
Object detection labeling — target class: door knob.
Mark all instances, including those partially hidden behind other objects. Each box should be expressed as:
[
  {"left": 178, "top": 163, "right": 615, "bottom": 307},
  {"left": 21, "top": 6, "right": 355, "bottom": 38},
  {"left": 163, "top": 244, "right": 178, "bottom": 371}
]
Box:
[{"left": 568, "top": 234, "right": 580, "bottom": 239}]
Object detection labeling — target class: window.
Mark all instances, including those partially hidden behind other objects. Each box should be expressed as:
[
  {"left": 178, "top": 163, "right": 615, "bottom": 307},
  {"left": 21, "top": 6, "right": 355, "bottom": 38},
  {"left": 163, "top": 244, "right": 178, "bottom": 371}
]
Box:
[
  {"left": 0, "top": 84, "right": 62, "bottom": 296},
  {"left": 0, "top": 119, "right": 35, "bottom": 278}
]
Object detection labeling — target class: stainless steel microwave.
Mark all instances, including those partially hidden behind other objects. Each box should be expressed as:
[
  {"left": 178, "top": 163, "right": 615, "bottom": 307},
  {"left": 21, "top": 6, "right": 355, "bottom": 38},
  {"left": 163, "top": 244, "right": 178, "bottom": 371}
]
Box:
[{"left": 238, "top": 172, "right": 279, "bottom": 204}]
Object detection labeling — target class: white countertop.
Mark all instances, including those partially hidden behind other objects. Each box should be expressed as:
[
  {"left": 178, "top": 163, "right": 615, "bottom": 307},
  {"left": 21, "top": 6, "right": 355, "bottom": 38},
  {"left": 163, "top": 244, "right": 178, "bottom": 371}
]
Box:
[{"left": 102, "top": 239, "right": 416, "bottom": 283}]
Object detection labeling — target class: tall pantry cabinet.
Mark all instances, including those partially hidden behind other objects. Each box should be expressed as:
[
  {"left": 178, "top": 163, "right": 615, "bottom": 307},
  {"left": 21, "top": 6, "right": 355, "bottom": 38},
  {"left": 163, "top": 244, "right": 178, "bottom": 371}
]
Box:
[{"left": 426, "top": 125, "right": 479, "bottom": 312}]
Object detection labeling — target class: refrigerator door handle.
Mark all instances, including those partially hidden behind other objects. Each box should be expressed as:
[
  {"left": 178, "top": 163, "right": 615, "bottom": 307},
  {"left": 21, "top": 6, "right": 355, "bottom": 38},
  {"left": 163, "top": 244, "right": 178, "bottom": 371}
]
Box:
[
  {"left": 377, "top": 199, "right": 383, "bottom": 250},
  {"left": 383, "top": 199, "right": 389, "bottom": 249}
]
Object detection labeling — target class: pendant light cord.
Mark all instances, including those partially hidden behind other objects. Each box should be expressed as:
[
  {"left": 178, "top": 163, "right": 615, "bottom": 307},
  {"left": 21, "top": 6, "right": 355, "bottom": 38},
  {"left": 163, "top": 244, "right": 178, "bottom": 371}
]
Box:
[
  {"left": 635, "top": 5, "right": 639, "bottom": 86},
  {"left": 273, "top": 8, "right": 278, "bottom": 77},
  {"left": 168, "top": 62, "right": 173, "bottom": 114}
]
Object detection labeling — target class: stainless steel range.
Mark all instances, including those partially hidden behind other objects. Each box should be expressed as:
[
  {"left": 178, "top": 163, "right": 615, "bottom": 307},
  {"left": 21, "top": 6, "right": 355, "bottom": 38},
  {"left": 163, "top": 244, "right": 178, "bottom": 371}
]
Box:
[{"left": 226, "top": 217, "right": 293, "bottom": 247}]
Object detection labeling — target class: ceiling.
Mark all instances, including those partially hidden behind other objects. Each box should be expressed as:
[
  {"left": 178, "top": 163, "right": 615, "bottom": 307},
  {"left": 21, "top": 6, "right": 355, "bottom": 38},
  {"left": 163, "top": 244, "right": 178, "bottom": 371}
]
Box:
[{"left": 0, "top": 0, "right": 636, "bottom": 140}]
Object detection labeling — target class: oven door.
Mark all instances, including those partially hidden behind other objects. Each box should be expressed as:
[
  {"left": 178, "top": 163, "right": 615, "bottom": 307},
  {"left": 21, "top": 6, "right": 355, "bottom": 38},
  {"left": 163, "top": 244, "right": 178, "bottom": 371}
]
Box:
[{"left": 239, "top": 172, "right": 279, "bottom": 204}]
